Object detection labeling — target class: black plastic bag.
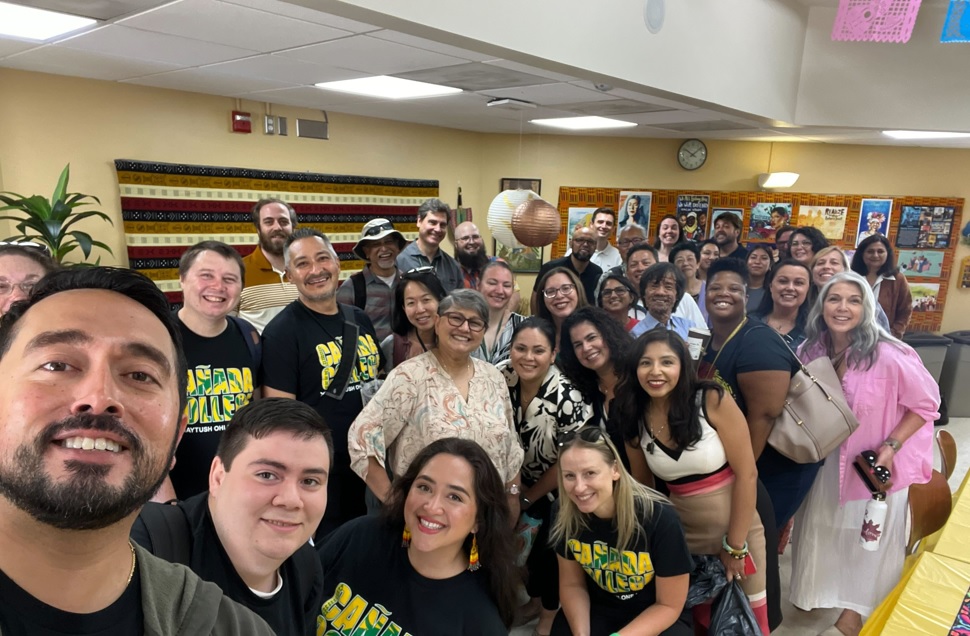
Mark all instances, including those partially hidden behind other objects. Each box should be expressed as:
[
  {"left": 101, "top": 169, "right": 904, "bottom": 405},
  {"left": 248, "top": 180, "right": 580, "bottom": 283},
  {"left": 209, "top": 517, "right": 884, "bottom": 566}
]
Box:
[
  {"left": 709, "top": 580, "right": 761, "bottom": 636},
  {"left": 686, "top": 554, "right": 729, "bottom": 608}
]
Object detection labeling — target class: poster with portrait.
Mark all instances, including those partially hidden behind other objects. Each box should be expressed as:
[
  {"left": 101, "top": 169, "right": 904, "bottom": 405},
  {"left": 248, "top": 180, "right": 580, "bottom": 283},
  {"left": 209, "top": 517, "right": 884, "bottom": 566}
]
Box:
[
  {"left": 897, "top": 249, "right": 945, "bottom": 278},
  {"left": 567, "top": 207, "right": 599, "bottom": 239},
  {"left": 617, "top": 191, "right": 652, "bottom": 231},
  {"left": 709, "top": 208, "right": 744, "bottom": 238},
  {"left": 798, "top": 205, "right": 848, "bottom": 240},
  {"left": 910, "top": 282, "right": 940, "bottom": 313},
  {"left": 676, "top": 194, "right": 710, "bottom": 241},
  {"left": 856, "top": 199, "right": 893, "bottom": 247},
  {"left": 748, "top": 202, "right": 790, "bottom": 242}
]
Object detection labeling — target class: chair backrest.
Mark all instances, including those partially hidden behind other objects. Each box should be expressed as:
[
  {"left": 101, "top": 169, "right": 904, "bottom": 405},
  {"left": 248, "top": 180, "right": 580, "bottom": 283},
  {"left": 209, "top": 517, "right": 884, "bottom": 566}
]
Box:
[
  {"left": 907, "top": 469, "right": 952, "bottom": 554},
  {"left": 937, "top": 429, "right": 957, "bottom": 481}
]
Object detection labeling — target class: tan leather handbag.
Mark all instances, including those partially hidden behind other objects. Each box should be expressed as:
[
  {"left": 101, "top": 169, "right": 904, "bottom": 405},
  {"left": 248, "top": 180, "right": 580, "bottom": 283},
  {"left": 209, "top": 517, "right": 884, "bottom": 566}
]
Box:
[{"left": 767, "top": 339, "right": 860, "bottom": 464}]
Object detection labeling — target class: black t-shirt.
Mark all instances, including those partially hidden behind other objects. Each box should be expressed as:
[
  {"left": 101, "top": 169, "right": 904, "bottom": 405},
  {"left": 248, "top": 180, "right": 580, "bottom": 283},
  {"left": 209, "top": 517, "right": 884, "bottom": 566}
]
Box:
[
  {"left": 553, "top": 500, "right": 692, "bottom": 621},
  {"left": 723, "top": 244, "right": 748, "bottom": 260},
  {"left": 0, "top": 563, "right": 143, "bottom": 635},
  {"left": 130, "top": 493, "right": 323, "bottom": 636},
  {"left": 533, "top": 256, "right": 603, "bottom": 306},
  {"left": 261, "top": 301, "right": 381, "bottom": 534},
  {"left": 172, "top": 316, "right": 259, "bottom": 499},
  {"left": 318, "top": 516, "right": 506, "bottom": 635},
  {"left": 699, "top": 318, "right": 796, "bottom": 415}
]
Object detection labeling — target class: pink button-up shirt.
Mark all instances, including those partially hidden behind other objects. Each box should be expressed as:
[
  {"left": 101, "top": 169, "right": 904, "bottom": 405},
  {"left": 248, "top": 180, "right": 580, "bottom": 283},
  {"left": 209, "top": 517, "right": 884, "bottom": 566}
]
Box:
[{"left": 799, "top": 339, "right": 940, "bottom": 504}]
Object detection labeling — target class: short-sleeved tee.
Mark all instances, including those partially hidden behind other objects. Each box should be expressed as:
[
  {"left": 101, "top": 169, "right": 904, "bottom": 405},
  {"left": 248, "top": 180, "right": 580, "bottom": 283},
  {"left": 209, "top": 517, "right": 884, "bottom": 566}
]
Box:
[
  {"left": 262, "top": 301, "right": 381, "bottom": 534},
  {"left": 533, "top": 256, "right": 603, "bottom": 306},
  {"left": 0, "top": 563, "right": 143, "bottom": 635},
  {"left": 172, "top": 316, "right": 259, "bottom": 499},
  {"left": 131, "top": 493, "right": 323, "bottom": 636},
  {"left": 699, "top": 318, "right": 796, "bottom": 415},
  {"left": 554, "top": 500, "right": 692, "bottom": 621},
  {"left": 318, "top": 516, "right": 506, "bottom": 635}
]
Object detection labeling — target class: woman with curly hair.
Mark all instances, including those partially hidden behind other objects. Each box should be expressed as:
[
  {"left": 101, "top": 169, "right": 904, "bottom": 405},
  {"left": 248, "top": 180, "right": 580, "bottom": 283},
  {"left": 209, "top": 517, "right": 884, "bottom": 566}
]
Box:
[
  {"left": 787, "top": 227, "right": 829, "bottom": 267},
  {"left": 319, "top": 438, "right": 519, "bottom": 633},
  {"left": 596, "top": 273, "right": 639, "bottom": 331},
  {"left": 559, "top": 307, "right": 635, "bottom": 470},
  {"left": 536, "top": 267, "right": 590, "bottom": 347}
]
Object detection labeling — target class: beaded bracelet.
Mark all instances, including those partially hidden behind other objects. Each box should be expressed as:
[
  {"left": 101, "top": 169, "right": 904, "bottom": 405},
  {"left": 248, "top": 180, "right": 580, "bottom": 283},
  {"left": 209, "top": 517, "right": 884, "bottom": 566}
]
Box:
[{"left": 721, "top": 534, "right": 749, "bottom": 560}]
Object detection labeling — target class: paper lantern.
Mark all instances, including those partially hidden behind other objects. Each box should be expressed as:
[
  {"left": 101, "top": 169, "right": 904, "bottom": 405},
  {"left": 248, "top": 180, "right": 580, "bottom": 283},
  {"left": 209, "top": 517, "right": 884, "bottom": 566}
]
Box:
[
  {"left": 488, "top": 189, "right": 533, "bottom": 248},
  {"left": 512, "top": 198, "right": 561, "bottom": 247}
]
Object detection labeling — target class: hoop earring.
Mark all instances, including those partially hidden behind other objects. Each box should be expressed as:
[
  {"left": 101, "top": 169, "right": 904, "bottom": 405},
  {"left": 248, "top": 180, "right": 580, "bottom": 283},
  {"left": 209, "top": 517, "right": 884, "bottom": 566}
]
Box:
[
  {"left": 468, "top": 533, "right": 481, "bottom": 571},
  {"left": 402, "top": 526, "right": 411, "bottom": 548}
]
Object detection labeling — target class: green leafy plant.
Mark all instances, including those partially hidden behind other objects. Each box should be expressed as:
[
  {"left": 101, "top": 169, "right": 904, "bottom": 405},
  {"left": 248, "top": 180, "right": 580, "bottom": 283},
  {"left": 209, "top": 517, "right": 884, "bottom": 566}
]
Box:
[{"left": 0, "top": 164, "right": 113, "bottom": 263}]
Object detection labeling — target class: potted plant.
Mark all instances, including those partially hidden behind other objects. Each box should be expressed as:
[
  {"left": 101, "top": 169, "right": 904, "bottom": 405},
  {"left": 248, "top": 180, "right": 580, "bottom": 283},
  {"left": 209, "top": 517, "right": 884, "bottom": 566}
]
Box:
[{"left": 0, "top": 164, "right": 113, "bottom": 264}]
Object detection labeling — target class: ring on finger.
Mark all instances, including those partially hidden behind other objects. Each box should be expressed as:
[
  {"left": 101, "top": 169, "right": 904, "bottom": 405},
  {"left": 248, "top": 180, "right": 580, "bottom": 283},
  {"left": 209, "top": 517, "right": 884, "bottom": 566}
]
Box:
[{"left": 735, "top": 574, "right": 742, "bottom": 581}]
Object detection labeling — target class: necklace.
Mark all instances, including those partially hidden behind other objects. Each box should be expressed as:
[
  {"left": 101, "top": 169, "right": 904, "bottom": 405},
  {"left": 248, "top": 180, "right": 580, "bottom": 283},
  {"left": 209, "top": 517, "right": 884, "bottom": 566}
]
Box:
[
  {"left": 434, "top": 351, "right": 471, "bottom": 378},
  {"left": 127, "top": 541, "right": 137, "bottom": 586},
  {"left": 415, "top": 330, "right": 430, "bottom": 352},
  {"left": 768, "top": 315, "right": 794, "bottom": 333},
  {"left": 645, "top": 419, "right": 667, "bottom": 455}
]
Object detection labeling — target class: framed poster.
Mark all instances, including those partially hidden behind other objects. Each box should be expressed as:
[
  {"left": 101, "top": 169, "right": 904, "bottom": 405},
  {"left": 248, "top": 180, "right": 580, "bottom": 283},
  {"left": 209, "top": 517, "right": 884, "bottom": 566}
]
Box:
[
  {"left": 677, "top": 194, "right": 710, "bottom": 241},
  {"left": 897, "top": 249, "right": 945, "bottom": 278},
  {"left": 857, "top": 199, "right": 893, "bottom": 247},
  {"left": 494, "top": 178, "right": 544, "bottom": 273},
  {"left": 911, "top": 282, "right": 940, "bottom": 313},
  {"left": 749, "top": 202, "right": 791, "bottom": 242},
  {"left": 797, "top": 205, "right": 848, "bottom": 240},
  {"left": 896, "top": 205, "right": 954, "bottom": 248},
  {"left": 709, "top": 208, "right": 744, "bottom": 238},
  {"left": 618, "top": 191, "right": 652, "bottom": 230}
]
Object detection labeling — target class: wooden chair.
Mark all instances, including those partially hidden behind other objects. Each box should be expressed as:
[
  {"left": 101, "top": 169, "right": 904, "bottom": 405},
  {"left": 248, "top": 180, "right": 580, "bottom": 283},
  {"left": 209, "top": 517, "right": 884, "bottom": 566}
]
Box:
[
  {"left": 907, "top": 469, "right": 953, "bottom": 554},
  {"left": 937, "top": 429, "right": 957, "bottom": 481}
]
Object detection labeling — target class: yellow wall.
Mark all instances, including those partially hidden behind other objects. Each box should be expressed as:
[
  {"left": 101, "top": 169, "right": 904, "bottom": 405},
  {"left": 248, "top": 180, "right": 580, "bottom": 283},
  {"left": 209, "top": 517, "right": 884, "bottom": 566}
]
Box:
[{"left": 1, "top": 68, "right": 968, "bottom": 333}]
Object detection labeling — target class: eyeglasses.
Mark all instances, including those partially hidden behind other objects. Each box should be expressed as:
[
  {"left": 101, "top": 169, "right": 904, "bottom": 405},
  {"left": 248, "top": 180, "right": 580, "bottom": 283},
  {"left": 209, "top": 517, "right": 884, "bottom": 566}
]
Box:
[
  {"left": 572, "top": 238, "right": 596, "bottom": 246},
  {"left": 441, "top": 311, "right": 487, "bottom": 333},
  {"left": 456, "top": 234, "right": 481, "bottom": 244},
  {"left": 600, "top": 287, "right": 629, "bottom": 298},
  {"left": 617, "top": 237, "right": 645, "bottom": 248},
  {"left": 363, "top": 222, "right": 395, "bottom": 237},
  {"left": 542, "top": 283, "right": 577, "bottom": 299},
  {"left": 0, "top": 281, "right": 35, "bottom": 296},
  {"left": 789, "top": 240, "right": 813, "bottom": 248}
]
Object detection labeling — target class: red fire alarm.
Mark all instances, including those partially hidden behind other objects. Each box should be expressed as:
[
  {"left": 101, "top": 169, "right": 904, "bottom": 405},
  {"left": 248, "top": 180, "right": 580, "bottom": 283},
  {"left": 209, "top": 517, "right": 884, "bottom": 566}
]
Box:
[{"left": 231, "top": 110, "right": 252, "bottom": 134}]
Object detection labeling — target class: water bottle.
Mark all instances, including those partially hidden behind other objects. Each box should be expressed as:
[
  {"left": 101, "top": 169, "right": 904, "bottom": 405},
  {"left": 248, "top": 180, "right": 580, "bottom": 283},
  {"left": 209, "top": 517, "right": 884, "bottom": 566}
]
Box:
[{"left": 860, "top": 492, "right": 888, "bottom": 551}]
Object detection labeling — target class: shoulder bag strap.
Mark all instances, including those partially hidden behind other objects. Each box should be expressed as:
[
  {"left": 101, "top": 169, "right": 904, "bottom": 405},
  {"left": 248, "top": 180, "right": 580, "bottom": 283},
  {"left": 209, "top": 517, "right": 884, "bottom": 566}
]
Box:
[{"left": 323, "top": 305, "right": 361, "bottom": 400}]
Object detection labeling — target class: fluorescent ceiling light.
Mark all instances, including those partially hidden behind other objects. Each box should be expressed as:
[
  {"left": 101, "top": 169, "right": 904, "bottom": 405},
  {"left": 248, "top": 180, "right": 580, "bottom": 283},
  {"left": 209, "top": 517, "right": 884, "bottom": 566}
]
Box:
[
  {"left": 882, "top": 130, "right": 970, "bottom": 140},
  {"left": 530, "top": 116, "right": 637, "bottom": 130},
  {"left": 0, "top": 1, "right": 96, "bottom": 41},
  {"left": 758, "top": 172, "right": 799, "bottom": 189},
  {"left": 314, "top": 76, "right": 461, "bottom": 100}
]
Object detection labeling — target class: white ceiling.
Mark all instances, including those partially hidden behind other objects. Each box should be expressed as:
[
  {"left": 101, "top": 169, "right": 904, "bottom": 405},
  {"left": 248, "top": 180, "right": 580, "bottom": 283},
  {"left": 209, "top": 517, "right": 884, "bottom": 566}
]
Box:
[{"left": 0, "top": 0, "right": 966, "bottom": 146}]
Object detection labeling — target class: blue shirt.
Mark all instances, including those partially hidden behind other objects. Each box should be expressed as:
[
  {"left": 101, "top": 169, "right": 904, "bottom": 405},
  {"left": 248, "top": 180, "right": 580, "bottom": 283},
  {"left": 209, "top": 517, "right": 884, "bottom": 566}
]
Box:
[{"left": 630, "top": 314, "right": 693, "bottom": 341}]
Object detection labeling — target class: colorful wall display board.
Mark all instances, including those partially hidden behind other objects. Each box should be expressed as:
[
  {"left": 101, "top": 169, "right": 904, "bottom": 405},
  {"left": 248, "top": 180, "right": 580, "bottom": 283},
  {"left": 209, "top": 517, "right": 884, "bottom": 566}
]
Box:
[
  {"left": 115, "top": 159, "right": 434, "bottom": 309},
  {"left": 676, "top": 194, "right": 710, "bottom": 241},
  {"left": 618, "top": 191, "right": 652, "bottom": 230},
  {"left": 710, "top": 208, "right": 744, "bottom": 238},
  {"left": 749, "top": 202, "right": 791, "bottom": 242},
  {"left": 553, "top": 187, "right": 963, "bottom": 332}
]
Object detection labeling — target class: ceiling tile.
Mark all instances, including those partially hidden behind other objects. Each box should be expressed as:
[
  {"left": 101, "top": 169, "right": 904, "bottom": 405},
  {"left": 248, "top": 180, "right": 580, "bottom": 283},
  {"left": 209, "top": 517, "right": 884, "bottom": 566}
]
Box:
[
  {"left": 482, "top": 59, "right": 579, "bottom": 83},
  {"left": 648, "top": 120, "right": 760, "bottom": 132},
  {"left": 122, "top": 67, "right": 294, "bottom": 95},
  {"left": 204, "top": 55, "right": 366, "bottom": 84},
  {"left": 236, "top": 85, "right": 380, "bottom": 109},
  {"left": 1, "top": 45, "right": 179, "bottom": 80},
  {"left": 367, "top": 30, "right": 494, "bottom": 62},
  {"left": 606, "top": 87, "right": 700, "bottom": 111},
  {"left": 619, "top": 110, "right": 725, "bottom": 125},
  {"left": 277, "top": 34, "right": 467, "bottom": 74},
  {"left": 481, "top": 82, "right": 615, "bottom": 106},
  {"left": 118, "top": 0, "right": 353, "bottom": 52},
  {"left": 554, "top": 99, "right": 673, "bottom": 116},
  {"left": 0, "top": 37, "right": 40, "bottom": 59},
  {"left": 221, "top": 0, "right": 380, "bottom": 32},
  {"left": 15, "top": 0, "right": 171, "bottom": 21},
  {"left": 55, "top": 25, "right": 258, "bottom": 66},
  {"left": 396, "top": 62, "right": 555, "bottom": 91}
]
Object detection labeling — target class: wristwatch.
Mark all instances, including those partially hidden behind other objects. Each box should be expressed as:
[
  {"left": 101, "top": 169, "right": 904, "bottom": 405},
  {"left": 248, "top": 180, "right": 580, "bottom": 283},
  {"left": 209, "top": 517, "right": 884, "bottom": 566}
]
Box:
[
  {"left": 507, "top": 484, "right": 521, "bottom": 496},
  {"left": 883, "top": 437, "right": 902, "bottom": 452}
]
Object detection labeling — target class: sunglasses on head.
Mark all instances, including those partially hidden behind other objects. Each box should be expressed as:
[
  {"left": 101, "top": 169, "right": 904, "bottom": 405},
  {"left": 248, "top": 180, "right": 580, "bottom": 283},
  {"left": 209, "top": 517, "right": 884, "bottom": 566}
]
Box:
[
  {"left": 0, "top": 241, "right": 50, "bottom": 255},
  {"left": 558, "top": 426, "right": 610, "bottom": 448},
  {"left": 364, "top": 222, "right": 395, "bottom": 237},
  {"left": 404, "top": 266, "right": 436, "bottom": 277}
]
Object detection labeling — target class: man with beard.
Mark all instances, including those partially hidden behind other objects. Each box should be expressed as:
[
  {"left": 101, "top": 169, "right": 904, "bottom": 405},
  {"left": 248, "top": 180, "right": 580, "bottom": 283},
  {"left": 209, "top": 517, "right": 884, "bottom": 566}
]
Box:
[
  {"left": 263, "top": 229, "right": 381, "bottom": 538},
  {"left": 338, "top": 218, "right": 407, "bottom": 341},
  {"left": 396, "top": 198, "right": 464, "bottom": 292},
  {"left": 454, "top": 221, "right": 522, "bottom": 314},
  {"left": 713, "top": 213, "right": 748, "bottom": 260},
  {"left": 0, "top": 267, "right": 272, "bottom": 634},
  {"left": 531, "top": 225, "right": 603, "bottom": 313},
  {"left": 238, "top": 198, "right": 300, "bottom": 333}
]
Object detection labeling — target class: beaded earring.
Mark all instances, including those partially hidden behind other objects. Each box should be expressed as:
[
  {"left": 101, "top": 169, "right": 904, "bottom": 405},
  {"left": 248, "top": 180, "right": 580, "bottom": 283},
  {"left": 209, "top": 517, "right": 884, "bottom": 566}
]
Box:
[
  {"left": 401, "top": 526, "right": 411, "bottom": 548},
  {"left": 467, "top": 533, "right": 481, "bottom": 571}
]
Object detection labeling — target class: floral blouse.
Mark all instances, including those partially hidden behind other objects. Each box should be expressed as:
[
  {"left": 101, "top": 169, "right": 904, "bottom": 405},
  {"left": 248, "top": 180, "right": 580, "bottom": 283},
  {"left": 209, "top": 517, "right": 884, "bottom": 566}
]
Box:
[
  {"left": 498, "top": 362, "right": 594, "bottom": 492},
  {"left": 349, "top": 351, "right": 524, "bottom": 483}
]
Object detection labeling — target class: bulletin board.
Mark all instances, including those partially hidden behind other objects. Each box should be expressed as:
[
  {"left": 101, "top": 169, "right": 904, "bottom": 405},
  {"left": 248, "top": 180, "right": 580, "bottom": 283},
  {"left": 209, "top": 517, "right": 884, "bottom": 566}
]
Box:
[{"left": 554, "top": 187, "right": 964, "bottom": 332}]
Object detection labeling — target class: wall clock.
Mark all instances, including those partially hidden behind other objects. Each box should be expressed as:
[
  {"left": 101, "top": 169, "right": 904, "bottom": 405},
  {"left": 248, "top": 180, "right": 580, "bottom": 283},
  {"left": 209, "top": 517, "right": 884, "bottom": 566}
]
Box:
[{"left": 677, "top": 139, "right": 707, "bottom": 171}]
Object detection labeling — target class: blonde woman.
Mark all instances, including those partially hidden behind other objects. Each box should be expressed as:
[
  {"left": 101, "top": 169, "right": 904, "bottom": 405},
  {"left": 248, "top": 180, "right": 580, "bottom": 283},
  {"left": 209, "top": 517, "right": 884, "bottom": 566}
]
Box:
[{"left": 551, "top": 427, "right": 693, "bottom": 636}]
